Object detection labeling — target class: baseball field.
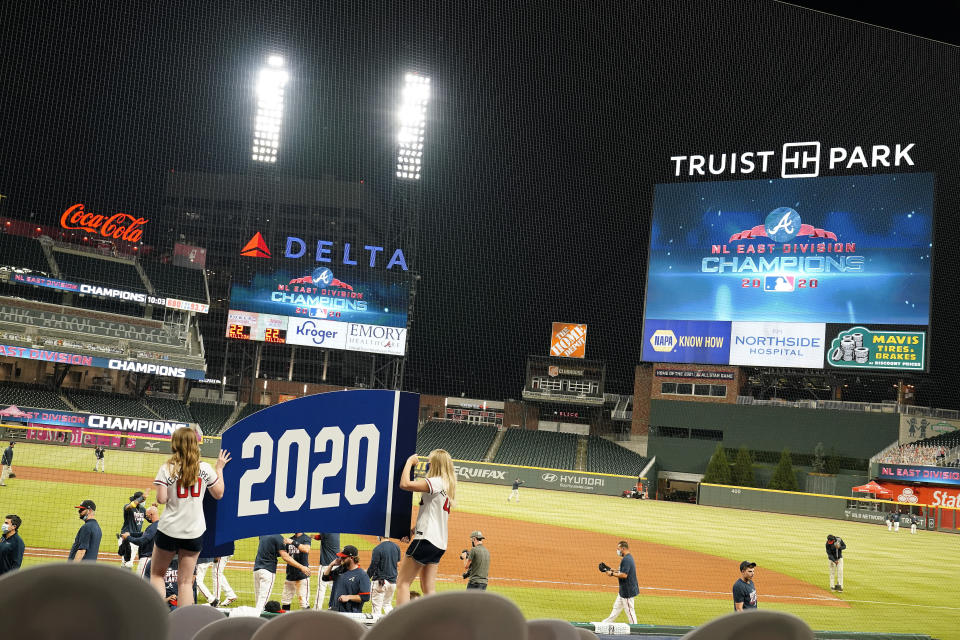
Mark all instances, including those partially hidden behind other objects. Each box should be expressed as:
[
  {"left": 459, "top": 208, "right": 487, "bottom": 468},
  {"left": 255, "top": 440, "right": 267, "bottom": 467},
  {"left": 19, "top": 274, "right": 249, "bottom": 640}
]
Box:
[{"left": 3, "top": 442, "right": 959, "bottom": 638}]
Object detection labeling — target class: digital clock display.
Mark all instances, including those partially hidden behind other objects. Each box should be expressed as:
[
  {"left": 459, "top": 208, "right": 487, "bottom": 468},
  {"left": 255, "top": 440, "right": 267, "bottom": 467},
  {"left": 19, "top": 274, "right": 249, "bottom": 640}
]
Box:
[
  {"left": 227, "top": 324, "right": 252, "bottom": 340},
  {"left": 264, "top": 328, "right": 287, "bottom": 344}
]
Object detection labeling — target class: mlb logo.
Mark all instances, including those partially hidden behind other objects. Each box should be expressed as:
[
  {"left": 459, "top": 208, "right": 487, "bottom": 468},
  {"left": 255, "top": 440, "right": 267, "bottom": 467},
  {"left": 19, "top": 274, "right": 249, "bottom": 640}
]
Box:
[
  {"left": 548, "top": 366, "right": 560, "bottom": 377},
  {"left": 764, "top": 276, "right": 795, "bottom": 292},
  {"left": 308, "top": 307, "right": 328, "bottom": 318}
]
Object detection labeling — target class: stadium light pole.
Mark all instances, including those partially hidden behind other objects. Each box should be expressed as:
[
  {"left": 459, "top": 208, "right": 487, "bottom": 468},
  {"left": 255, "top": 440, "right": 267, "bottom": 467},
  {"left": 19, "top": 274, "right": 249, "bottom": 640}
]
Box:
[
  {"left": 252, "top": 55, "right": 289, "bottom": 164},
  {"left": 395, "top": 72, "right": 430, "bottom": 180}
]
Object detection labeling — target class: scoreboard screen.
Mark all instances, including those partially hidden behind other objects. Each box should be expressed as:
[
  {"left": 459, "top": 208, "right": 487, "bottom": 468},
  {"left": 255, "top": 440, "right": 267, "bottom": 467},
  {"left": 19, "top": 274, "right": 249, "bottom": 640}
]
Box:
[{"left": 641, "top": 173, "right": 934, "bottom": 371}]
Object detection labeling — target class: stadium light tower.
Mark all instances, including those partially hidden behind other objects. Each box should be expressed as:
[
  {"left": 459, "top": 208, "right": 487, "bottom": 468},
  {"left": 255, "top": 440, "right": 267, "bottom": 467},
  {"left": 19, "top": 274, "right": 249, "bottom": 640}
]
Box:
[
  {"left": 396, "top": 72, "right": 430, "bottom": 180},
  {"left": 252, "top": 55, "right": 289, "bottom": 164}
]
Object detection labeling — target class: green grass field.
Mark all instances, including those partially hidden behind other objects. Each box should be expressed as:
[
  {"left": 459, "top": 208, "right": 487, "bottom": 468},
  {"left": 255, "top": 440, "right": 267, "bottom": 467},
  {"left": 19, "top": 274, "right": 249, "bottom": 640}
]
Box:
[{"left": 2, "top": 443, "right": 959, "bottom": 637}]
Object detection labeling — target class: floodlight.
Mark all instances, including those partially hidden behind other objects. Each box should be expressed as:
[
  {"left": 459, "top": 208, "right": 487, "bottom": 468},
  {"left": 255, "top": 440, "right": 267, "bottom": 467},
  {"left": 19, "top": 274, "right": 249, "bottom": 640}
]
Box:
[
  {"left": 252, "top": 55, "right": 289, "bottom": 163},
  {"left": 395, "top": 72, "right": 430, "bottom": 180}
]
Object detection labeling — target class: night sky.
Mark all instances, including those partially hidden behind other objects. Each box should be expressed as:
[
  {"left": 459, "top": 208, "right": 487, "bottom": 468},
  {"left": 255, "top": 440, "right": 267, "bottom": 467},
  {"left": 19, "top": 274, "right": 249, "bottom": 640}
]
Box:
[{"left": 1, "top": 2, "right": 958, "bottom": 407}]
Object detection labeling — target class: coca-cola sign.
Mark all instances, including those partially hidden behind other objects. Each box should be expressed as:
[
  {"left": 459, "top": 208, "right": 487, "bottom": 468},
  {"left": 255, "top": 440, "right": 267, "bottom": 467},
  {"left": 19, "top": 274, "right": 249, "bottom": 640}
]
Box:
[{"left": 60, "top": 203, "right": 148, "bottom": 242}]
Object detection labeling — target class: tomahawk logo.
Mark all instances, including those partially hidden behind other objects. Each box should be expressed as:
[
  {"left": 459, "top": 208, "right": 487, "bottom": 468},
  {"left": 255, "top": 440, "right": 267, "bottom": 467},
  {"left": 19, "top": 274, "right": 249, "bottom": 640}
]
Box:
[{"left": 240, "top": 232, "right": 271, "bottom": 258}]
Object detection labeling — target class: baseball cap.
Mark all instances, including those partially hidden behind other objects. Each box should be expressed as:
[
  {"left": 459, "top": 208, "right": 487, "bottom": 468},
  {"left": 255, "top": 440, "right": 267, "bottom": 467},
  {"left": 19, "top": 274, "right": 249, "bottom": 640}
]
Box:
[
  {"left": 74, "top": 499, "right": 96, "bottom": 511},
  {"left": 130, "top": 491, "right": 145, "bottom": 502},
  {"left": 470, "top": 530, "right": 484, "bottom": 540},
  {"left": 827, "top": 534, "right": 837, "bottom": 541},
  {"left": 739, "top": 561, "right": 756, "bottom": 571},
  {"left": 336, "top": 544, "right": 359, "bottom": 558}
]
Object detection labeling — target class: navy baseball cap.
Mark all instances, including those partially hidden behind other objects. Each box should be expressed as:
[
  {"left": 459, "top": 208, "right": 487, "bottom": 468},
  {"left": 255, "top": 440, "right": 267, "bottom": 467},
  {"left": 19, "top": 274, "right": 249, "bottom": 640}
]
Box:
[
  {"left": 337, "top": 545, "right": 359, "bottom": 558},
  {"left": 74, "top": 499, "right": 96, "bottom": 511},
  {"left": 739, "top": 561, "right": 756, "bottom": 571}
]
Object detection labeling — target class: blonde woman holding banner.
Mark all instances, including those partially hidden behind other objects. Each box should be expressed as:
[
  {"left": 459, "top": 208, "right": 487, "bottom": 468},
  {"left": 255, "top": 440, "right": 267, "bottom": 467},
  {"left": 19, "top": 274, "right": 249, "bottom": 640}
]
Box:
[{"left": 395, "top": 449, "right": 457, "bottom": 606}]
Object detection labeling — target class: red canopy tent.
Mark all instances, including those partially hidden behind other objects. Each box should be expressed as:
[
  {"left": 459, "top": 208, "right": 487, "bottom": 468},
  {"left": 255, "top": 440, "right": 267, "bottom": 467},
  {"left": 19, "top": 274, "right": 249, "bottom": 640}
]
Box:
[{"left": 852, "top": 480, "right": 891, "bottom": 497}]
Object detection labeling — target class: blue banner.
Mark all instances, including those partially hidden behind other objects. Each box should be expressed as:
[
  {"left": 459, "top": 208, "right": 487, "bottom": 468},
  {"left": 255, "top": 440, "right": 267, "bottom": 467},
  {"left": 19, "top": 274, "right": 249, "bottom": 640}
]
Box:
[
  {"left": 215, "top": 390, "right": 418, "bottom": 544},
  {"left": 641, "top": 319, "right": 731, "bottom": 364},
  {"left": 877, "top": 463, "right": 960, "bottom": 486},
  {"left": 0, "top": 344, "right": 205, "bottom": 380}
]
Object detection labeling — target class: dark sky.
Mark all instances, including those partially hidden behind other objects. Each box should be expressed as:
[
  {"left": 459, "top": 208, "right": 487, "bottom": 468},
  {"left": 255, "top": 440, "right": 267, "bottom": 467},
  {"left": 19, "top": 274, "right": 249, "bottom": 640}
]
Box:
[{"left": 1, "top": 2, "right": 958, "bottom": 406}]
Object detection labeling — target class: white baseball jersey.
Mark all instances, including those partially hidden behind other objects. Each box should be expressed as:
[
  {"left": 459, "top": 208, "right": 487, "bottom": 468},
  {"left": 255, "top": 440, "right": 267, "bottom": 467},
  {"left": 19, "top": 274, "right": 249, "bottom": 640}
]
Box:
[
  {"left": 413, "top": 476, "right": 450, "bottom": 550},
  {"left": 154, "top": 461, "right": 218, "bottom": 538}
]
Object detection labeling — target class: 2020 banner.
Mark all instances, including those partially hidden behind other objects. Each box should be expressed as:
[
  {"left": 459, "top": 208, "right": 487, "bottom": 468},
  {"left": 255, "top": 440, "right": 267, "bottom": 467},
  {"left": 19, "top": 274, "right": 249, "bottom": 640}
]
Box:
[{"left": 215, "top": 390, "right": 418, "bottom": 544}]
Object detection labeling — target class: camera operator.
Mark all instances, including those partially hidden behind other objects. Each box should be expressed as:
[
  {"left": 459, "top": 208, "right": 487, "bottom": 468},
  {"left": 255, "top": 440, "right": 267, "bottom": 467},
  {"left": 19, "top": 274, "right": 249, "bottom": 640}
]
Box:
[{"left": 322, "top": 544, "right": 371, "bottom": 613}]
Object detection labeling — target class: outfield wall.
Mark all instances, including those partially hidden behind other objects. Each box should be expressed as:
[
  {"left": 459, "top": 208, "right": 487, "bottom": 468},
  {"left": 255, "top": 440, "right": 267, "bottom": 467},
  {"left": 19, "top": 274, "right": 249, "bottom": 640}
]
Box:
[
  {"left": 414, "top": 457, "right": 641, "bottom": 497},
  {"left": 648, "top": 400, "right": 898, "bottom": 474}
]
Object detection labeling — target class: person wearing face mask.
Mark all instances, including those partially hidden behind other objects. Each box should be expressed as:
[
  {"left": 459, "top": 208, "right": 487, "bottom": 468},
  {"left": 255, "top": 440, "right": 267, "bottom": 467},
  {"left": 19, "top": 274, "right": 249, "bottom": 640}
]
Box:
[
  {"left": 68, "top": 500, "right": 102, "bottom": 562},
  {"left": 323, "top": 544, "right": 371, "bottom": 613},
  {"left": 0, "top": 514, "right": 24, "bottom": 575},
  {"left": 602, "top": 540, "right": 639, "bottom": 624}
]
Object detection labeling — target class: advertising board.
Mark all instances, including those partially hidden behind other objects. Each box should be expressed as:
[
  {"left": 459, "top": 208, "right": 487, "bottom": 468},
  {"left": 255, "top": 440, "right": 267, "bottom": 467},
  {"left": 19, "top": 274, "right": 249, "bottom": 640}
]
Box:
[{"left": 642, "top": 173, "right": 934, "bottom": 369}]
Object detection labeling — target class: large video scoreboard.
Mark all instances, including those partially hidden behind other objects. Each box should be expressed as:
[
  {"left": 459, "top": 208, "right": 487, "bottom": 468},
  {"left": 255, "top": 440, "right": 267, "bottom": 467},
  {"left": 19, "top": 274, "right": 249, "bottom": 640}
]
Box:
[
  {"left": 641, "top": 173, "right": 934, "bottom": 371},
  {"left": 226, "top": 233, "right": 411, "bottom": 355}
]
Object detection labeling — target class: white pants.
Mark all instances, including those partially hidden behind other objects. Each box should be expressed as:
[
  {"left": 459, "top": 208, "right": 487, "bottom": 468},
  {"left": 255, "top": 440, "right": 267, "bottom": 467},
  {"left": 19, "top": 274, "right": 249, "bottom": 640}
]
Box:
[
  {"left": 282, "top": 579, "right": 310, "bottom": 609},
  {"left": 911, "top": 523, "right": 917, "bottom": 534},
  {"left": 213, "top": 556, "right": 237, "bottom": 601},
  {"left": 508, "top": 489, "right": 519, "bottom": 502},
  {"left": 887, "top": 520, "right": 892, "bottom": 531},
  {"left": 124, "top": 542, "right": 139, "bottom": 567},
  {"left": 370, "top": 580, "right": 397, "bottom": 615},
  {"left": 313, "top": 566, "right": 330, "bottom": 610},
  {"left": 253, "top": 569, "right": 276, "bottom": 611},
  {"left": 893, "top": 519, "right": 899, "bottom": 531},
  {"left": 0, "top": 464, "right": 10, "bottom": 485},
  {"left": 829, "top": 558, "right": 844, "bottom": 588},
  {"left": 603, "top": 596, "right": 636, "bottom": 623},
  {"left": 94, "top": 457, "right": 105, "bottom": 472},
  {"left": 197, "top": 560, "right": 216, "bottom": 602}
]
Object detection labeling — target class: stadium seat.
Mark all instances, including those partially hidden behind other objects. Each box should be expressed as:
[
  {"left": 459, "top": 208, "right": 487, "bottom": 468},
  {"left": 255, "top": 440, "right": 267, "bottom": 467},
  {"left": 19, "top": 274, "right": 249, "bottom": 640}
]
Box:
[
  {"left": 232, "top": 403, "right": 269, "bottom": 428},
  {"left": 65, "top": 389, "right": 157, "bottom": 419},
  {"left": 0, "top": 233, "right": 52, "bottom": 274},
  {"left": 0, "top": 563, "right": 168, "bottom": 639},
  {"left": 191, "top": 401, "right": 236, "bottom": 435},
  {"left": 192, "top": 616, "right": 266, "bottom": 640},
  {"left": 585, "top": 436, "right": 649, "bottom": 476},
  {"left": 528, "top": 619, "right": 581, "bottom": 640},
  {"left": 248, "top": 610, "right": 365, "bottom": 640},
  {"left": 53, "top": 249, "right": 149, "bottom": 293},
  {"left": 141, "top": 260, "right": 210, "bottom": 304},
  {"left": 494, "top": 428, "right": 577, "bottom": 469},
  {"left": 679, "top": 610, "right": 813, "bottom": 640},
  {"left": 364, "top": 591, "right": 527, "bottom": 640},
  {"left": 415, "top": 420, "right": 497, "bottom": 460},
  {"left": 168, "top": 605, "right": 225, "bottom": 640},
  {"left": 0, "top": 381, "right": 71, "bottom": 410},
  {"left": 143, "top": 396, "right": 195, "bottom": 423}
]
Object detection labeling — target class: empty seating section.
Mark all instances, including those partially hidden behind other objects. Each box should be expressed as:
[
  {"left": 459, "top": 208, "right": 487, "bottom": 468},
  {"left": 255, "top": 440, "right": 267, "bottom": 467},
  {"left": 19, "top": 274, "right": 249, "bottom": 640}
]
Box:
[
  {"left": 0, "top": 382, "right": 70, "bottom": 410},
  {"left": 585, "top": 436, "right": 649, "bottom": 476},
  {"left": 53, "top": 250, "right": 147, "bottom": 292},
  {"left": 190, "top": 402, "right": 235, "bottom": 435},
  {"left": 0, "top": 303, "right": 178, "bottom": 346},
  {"left": 142, "top": 397, "right": 193, "bottom": 423},
  {"left": 494, "top": 428, "right": 577, "bottom": 469},
  {"left": 234, "top": 403, "right": 268, "bottom": 425},
  {"left": 414, "top": 420, "right": 497, "bottom": 460},
  {"left": 141, "top": 261, "right": 208, "bottom": 303},
  {"left": 65, "top": 390, "right": 156, "bottom": 419},
  {"left": 914, "top": 431, "right": 960, "bottom": 449},
  {"left": 0, "top": 234, "right": 51, "bottom": 274}
]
